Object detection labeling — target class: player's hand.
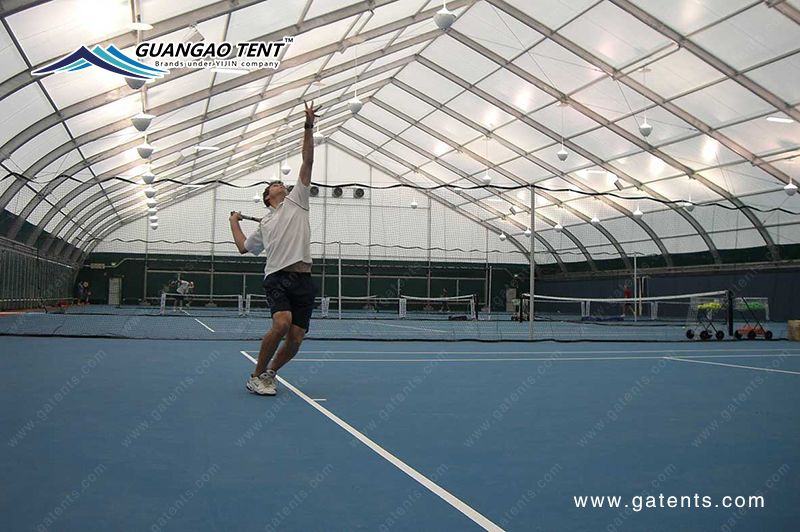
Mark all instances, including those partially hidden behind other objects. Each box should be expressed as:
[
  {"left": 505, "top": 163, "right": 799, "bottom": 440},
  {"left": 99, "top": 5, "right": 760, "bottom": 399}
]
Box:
[
  {"left": 229, "top": 211, "right": 243, "bottom": 222},
  {"left": 304, "top": 101, "right": 322, "bottom": 127}
]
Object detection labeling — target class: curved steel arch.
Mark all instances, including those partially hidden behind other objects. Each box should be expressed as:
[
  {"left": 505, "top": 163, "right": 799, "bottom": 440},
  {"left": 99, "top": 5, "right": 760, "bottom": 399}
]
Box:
[
  {"left": 482, "top": 0, "right": 783, "bottom": 259},
  {"left": 1, "top": 19, "right": 439, "bottom": 221},
  {"left": 14, "top": 72, "right": 398, "bottom": 246}
]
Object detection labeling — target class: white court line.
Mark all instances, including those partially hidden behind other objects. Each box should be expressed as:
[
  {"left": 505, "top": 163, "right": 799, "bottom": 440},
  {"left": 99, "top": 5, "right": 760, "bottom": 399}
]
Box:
[
  {"left": 370, "top": 322, "right": 448, "bottom": 333},
  {"left": 284, "top": 354, "right": 800, "bottom": 363},
  {"left": 238, "top": 350, "right": 503, "bottom": 532},
  {"left": 181, "top": 310, "right": 215, "bottom": 333},
  {"left": 665, "top": 357, "right": 800, "bottom": 376},
  {"left": 295, "top": 347, "right": 800, "bottom": 356}
]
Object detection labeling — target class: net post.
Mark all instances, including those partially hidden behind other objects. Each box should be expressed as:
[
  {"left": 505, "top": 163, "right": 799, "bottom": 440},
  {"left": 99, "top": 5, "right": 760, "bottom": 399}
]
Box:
[
  {"left": 529, "top": 184, "right": 535, "bottom": 340},
  {"left": 246, "top": 293, "right": 252, "bottom": 316},
  {"left": 159, "top": 292, "right": 166, "bottom": 315},
  {"left": 237, "top": 295, "right": 244, "bottom": 317},
  {"left": 633, "top": 254, "right": 638, "bottom": 323},
  {"left": 338, "top": 241, "right": 342, "bottom": 320},
  {"left": 727, "top": 289, "right": 734, "bottom": 337}
]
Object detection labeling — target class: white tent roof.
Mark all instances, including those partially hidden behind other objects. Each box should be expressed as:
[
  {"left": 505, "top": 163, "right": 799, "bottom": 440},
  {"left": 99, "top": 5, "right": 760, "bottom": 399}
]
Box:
[{"left": 0, "top": 0, "right": 798, "bottom": 268}]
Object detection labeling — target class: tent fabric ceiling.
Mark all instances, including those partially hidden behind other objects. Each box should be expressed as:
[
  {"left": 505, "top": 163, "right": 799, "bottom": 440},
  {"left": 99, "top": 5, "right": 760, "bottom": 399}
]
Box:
[{"left": 0, "top": 0, "right": 798, "bottom": 266}]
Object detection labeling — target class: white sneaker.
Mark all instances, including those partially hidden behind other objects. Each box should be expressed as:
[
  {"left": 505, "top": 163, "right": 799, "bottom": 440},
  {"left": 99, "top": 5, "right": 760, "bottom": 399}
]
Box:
[{"left": 246, "top": 371, "right": 277, "bottom": 396}]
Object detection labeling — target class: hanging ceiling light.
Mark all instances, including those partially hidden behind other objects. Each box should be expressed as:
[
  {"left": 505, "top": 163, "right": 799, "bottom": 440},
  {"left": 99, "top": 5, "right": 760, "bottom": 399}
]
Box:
[
  {"left": 147, "top": 207, "right": 157, "bottom": 215},
  {"left": 434, "top": 2, "right": 457, "bottom": 30},
  {"left": 481, "top": 172, "right": 492, "bottom": 185},
  {"left": 411, "top": 200, "right": 418, "bottom": 209},
  {"left": 146, "top": 198, "right": 157, "bottom": 208},
  {"left": 149, "top": 215, "right": 158, "bottom": 223},
  {"left": 125, "top": 77, "right": 147, "bottom": 90},
  {"left": 523, "top": 227, "right": 531, "bottom": 237},
  {"left": 556, "top": 146, "right": 569, "bottom": 161},
  {"left": 144, "top": 186, "right": 157, "bottom": 199},
  {"left": 349, "top": 43, "right": 363, "bottom": 114},
  {"left": 131, "top": 113, "right": 155, "bottom": 132},
  {"left": 509, "top": 205, "right": 518, "bottom": 215},
  {"left": 137, "top": 142, "right": 154, "bottom": 159},
  {"left": 682, "top": 200, "right": 695, "bottom": 212},
  {"left": 142, "top": 171, "right": 155, "bottom": 185},
  {"left": 554, "top": 223, "right": 563, "bottom": 233},
  {"left": 281, "top": 160, "right": 291, "bottom": 175},
  {"left": 252, "top": 194, "right": 261, "bottom": 203},
  {"left": 633, "top": 207, "right": 643, "bottom": 219},
  {"left": 482, "top": 136, "right": 491, "bottom": 184},
  {"left": 784, "top": 180, "right": 797, "bottom": 196},
  {"left": 150, "top": 223, "right": 158, "bottom": 230},
  {"left": 639, "top": 120, "right": 653, "bottom": 138},
  {"left": 313, "top": 129, "right": 325, "bottom": 144},
  {"left": 590, "top": 215, "right": 600, "bottom": 225},
  {"left": 638, "top": 68, "right": 653, "bottom": 138},
  {"left": 499, "top": 232, "right": 507, "bottom": 241}
]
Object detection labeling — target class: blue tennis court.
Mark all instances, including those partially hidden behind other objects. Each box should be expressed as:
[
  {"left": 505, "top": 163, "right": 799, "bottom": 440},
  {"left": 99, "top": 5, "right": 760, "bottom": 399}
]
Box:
[{"left": 3, "top": 336, "right": 798, "bottom": 531}]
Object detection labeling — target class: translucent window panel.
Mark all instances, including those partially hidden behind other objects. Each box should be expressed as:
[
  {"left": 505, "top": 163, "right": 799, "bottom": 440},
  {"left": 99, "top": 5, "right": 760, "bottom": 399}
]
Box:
[
  {"left": 282, "top": 15, "right": 359, "bottom": 61},
  {"left": 439, "top": 150, "right": 486, "bottom": 176},
  {"left": 641, "top": 49, "right": 725, "bottom": 100},
  {"left": 382, "top": 140, "right": 432, "bottom": 168},
  {"left": 530, "top": 102, "right": 597, "bottom": 138},
  {"left": 81, "top": 129, "right": 141, "bottom": 160},
  {"left": 395, "top": 61, "right": 465, "bottom": 102},
  {"left": 417, "top": 110, "right": 481, "bottom": 146},
  {"left": 343, "top": 119, "right": 391, "bottom": 146},
  {"left": 200, "top": 107, "right": 256, "bottom": 134},
  {"left": 399, "top": 125, "right": 459, "bottom": 160},
  {"left": 566, "top": 223, "right": 616, "bottom": 249},
  {"left": 747, "top": 55, "right": 800, "bottom": 105},
  {"left": 7, "top": 124, "right": 71, "bottom": 172},
  {"left": 207, "top": 79, "right": 267, "bottom": 113},
  {"left": 767, "top": 221, "right": 800, "bottom": 246},
  {"left": 699, "top": 164, "right": 782, "bottom": 197},
  {"left": 149, "top": 101, "right": 206, "bottom": 131},
  {"left": 325, "top": 39, "right": 397, "bottom": 71},
  {"left": 366, "top": 151, "right": 411, "bottom": 177},
  {"left": 365, "top": 43, "right": 425, "bottom": 74},
  {"left": 0, "top": 84, "right": 53, "bottom": 147},
  {"left": 615, "top": 151, "right": 683, "bottom": 183},
  {"left": 446, "top": 91, "right": 514, "bottom": 131},
  {"left": 329, "top": 132, "right": 372, "bottom": 156},
  {"left": 512, "top": 40, "right": 604, "bottom": 95},
  {"left": 270, "top": 56, "right": 328, "bottom": 89},
  {"left": 720, "top": 118, "right": 800, "bottom": 158},
  {"left": 0, "top": 23, "right": 28, "bottom": 81},
  {"left": 572, "top": 77, "right": 651, "bottom": 122},
  {"left": 148, "top": 70, "right": 214, "bottom": 109},
  {"left": 660, "top": 234, "right": 709, "bottom": 255},
  {"left": 686, "top": 203, "right": 754, "bottom": 236},
  {"left": 361, "top": 1, "right": 427, "bottom": 33},
  {"left": 64, "top": 94, "right": 142, "bottom": 138},
  {"left": 709, "top": 227, "right": 765, "bottom": 250},
  {"left": 227, "top": 0, "right": 301, "bottom": 42},
  {"left": 691, "top": 4, "right": 799, "bottom": 71},
  {"left": 502, "top": 0, "right": 597, "bottom": 31},
  {"left": 8, "top": 0, "right": 130, "bottom": 66},
  {"left": 571, "top": 128, "right": 639, "bottom": 162},
  {"left": 453, "top": 1, "right": 543, "bottom": 60},
  {"left": 558, "top": 2, "right": 671, "bottom": 69},
  {"left": 359, "top": 104, "right": 414, "bottom": 135},
  {"left": 658, "top": 135, "right": 743, "bottom": 171},
  {"left": 420, "top": 35, "right": 499, "bottom": 85},
  {"left": 749, "top": 189, "right": 800, "bottom": 225},
  {"left": 255, "top": 85, "right": 310, "bottom": 114},
  {"left": 644, "top": 175, "right": 724, "bottom": 204},
  {"left": 494, "top": 121, "right": 555, "bottom": 153},
  {"left": 463, "top": 137, "right": 518, "bottom": 165},
  {"left": 673, "top": 79, "right": 773, "bottom": 128},
  {"left": 601, "top": 214, "right": 665, "bottom": 244},
  {"left": 634, "top": 0, "right": 755, "bottom": 34},
  {"left": 416, "top": 160, "right": 459, "bottom": 184},
  {"left": 152, "top": 125, "right": 204, "bottom": 153},
  {"left": 34, "top": 148, "right": 86, "bottom": 181},
  {"left": 476, "top": 68, "right": 556, "bottom": 115},
  {"left": 139, "top": 0, "right": 220, "bottom": 24},
  {"left": 89, "top": 149, "right": 140, "bottom": 177}
]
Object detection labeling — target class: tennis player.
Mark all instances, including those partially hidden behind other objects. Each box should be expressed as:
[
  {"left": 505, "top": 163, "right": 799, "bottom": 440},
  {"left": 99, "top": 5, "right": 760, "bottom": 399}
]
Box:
[{"left": 229, "top": 101, "right": 321, "bottom": 396}]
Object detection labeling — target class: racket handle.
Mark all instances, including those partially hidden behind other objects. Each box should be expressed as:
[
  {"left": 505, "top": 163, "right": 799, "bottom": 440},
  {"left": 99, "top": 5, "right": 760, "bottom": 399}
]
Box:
[{"left": 230, "top": 211, "right": 262, "bottom": 222}]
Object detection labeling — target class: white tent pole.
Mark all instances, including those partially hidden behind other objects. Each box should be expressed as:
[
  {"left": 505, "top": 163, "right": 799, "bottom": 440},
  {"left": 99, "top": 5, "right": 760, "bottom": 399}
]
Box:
[{"left": 529, "top": 184, "right": 535, "bottom": 341}]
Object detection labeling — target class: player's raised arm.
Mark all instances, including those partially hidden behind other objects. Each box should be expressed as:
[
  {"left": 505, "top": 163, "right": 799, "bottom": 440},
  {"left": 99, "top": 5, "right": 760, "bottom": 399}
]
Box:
[{"left": 299, "top": 101, "right": 321, "bottom": 187}]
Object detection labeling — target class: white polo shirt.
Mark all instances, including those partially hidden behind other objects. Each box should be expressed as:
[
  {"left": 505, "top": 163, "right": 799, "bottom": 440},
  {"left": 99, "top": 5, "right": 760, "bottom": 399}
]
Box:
[{"left": 244, "top": 178, "right": 312, "bottom": 278}]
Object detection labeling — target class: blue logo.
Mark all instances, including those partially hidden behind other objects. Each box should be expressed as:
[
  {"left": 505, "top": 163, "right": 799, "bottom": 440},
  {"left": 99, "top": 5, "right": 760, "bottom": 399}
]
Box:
[{"left": 32, "top": 44, "right": 168, "bottom": 79}]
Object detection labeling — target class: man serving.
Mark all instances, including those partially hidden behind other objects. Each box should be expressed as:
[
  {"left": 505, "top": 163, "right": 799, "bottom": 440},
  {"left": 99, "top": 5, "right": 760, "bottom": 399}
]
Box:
[{"left": 229, "top": 101, "right": 321, "bottom": 396}]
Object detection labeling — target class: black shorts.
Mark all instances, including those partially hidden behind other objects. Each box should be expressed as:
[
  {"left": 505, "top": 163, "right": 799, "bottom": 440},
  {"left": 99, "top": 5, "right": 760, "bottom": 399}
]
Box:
[{"left": 263, "top": 271, "right": 315, "bottom": 332}]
